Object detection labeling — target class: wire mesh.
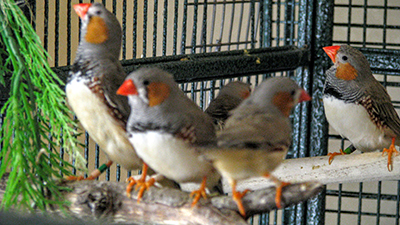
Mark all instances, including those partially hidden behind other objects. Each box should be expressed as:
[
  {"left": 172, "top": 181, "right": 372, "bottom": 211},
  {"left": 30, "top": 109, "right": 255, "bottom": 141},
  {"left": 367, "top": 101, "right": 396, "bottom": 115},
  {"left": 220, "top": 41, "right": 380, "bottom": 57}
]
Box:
[{"left": 326, "top": 1, "right": 400, "bottom": 225}]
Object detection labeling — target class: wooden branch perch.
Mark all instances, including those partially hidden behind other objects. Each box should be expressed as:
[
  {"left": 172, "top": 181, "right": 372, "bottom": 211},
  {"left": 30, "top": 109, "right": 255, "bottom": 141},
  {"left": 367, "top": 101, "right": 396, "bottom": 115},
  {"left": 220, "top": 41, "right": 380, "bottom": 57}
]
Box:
[
  {"left": 0, "top": 174, "right": 322, "bottom": 224},
  {"left": 58, "top": 180, "right": 321, "bottom": 224},
  {"left": 4, "top": 151, "right": 393, "bottom": 224}
]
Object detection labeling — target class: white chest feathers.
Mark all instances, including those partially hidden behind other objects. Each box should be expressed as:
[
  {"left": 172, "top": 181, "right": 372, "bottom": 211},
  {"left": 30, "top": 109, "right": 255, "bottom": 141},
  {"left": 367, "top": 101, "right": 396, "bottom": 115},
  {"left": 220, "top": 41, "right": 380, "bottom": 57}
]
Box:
[
  {"left": 129, "top": 131, "right": 214, "bottom": 183},
  {"left": 66, "top": 79, "right": 141, "bottom": 170},
  {"left": 323, "top": 95, "right": 391, "bottom": 151}
]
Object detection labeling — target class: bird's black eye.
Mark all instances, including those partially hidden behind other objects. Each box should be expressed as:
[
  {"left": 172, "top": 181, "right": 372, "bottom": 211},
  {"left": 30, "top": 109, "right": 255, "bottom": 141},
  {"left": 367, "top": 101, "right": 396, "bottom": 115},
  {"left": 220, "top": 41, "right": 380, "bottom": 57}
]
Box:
[
  {"left": 342, "top": 56, "right": 348, "bottom": 61},
  {"left": 290, "top": 90, "right": 296, "bottom": 96},
  {"left": 95, "top": 10, "right": 102, "bottom": 15},
  {"left": 143, "top": 80, "right": 150, "bottom": 86}
]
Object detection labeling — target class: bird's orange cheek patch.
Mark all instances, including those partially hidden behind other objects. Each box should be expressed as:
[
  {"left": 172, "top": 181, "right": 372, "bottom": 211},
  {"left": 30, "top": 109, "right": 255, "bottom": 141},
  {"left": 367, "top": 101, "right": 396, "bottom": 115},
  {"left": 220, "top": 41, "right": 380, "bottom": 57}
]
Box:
[
  {"left": 85, "top": 16, "right": 109, "bottom": 44},
  {"left": 336, "top": 63, "right": 358, "bottom": 81},
  {"left": 147, "top": 82, "right": 170, "bottom": 107},
  {"left": 241, "top": 90, "right": 251, "bottom": 99},
  {"left": 272, "top": 92, "right": 293, "bottom": 117}
]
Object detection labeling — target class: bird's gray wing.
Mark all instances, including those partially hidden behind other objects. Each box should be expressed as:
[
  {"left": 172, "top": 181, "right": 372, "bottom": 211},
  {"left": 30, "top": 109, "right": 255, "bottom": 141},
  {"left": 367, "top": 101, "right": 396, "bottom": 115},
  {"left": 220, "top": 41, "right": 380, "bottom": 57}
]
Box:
[
  {"left": 217, "top": 113, "right": 291, "bottom": 151},
  {"left": 101, "top": 60, "right": 131, "bottom": 123},
  {"left": 361, "top": 82, "right": 400, "bottom": 137}
]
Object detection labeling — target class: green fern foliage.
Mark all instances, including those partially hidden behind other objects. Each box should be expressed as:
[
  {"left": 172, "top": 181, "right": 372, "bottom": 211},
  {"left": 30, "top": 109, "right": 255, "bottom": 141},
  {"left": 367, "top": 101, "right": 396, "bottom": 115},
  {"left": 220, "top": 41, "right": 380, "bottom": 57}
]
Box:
[{"left": 0, "top": 0, "right": 86, "bottom": 211}]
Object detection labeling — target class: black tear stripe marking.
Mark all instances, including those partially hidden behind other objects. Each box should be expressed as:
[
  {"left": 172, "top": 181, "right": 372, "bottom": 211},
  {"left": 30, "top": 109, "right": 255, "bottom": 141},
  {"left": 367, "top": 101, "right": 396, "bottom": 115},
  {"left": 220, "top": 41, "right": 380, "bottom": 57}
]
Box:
[{"left": 324, "top": 85, "right": 343, "bottom": 101}]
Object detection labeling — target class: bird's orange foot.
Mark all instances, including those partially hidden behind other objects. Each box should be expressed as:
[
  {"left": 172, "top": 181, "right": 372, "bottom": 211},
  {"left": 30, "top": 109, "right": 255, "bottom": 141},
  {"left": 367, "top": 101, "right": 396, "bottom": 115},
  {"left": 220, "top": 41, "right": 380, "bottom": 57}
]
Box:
[
  {"left": 328, "top": 149, "right": 346, "bottom": 165},
  {"left": 126, "top": 176, "right": 156, "bottom": 202},
  {"left": 275, "top": 181, "right": 290, "bottom": 208},
  {"left": 126, "top": 176, "right": 138, "bottom": 198},
  {"left": 190, "top": 177, "right": 208, "bottom": 207},
  {"left": 232, "top": 189, "right": 250, "bottom": 217},
  {"left": 382, "top": 138, "right": 399, "bottom": 172},
  {"left": 126, "top": 163, "right": 154, "bottom": 202}
]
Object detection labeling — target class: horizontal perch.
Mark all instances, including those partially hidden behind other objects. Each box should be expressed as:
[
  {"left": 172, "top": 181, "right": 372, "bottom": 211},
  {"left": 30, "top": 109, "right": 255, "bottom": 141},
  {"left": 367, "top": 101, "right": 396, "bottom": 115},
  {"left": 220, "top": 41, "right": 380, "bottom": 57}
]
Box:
[
  {"left": 0, "top": 173, "right": 322, "bottom": 224},
  {"left": 61, "top": 180, "right": 321, "bottom": 223},
  {"left": 232, "top": 151, "right": 400, "bottom": 192}
]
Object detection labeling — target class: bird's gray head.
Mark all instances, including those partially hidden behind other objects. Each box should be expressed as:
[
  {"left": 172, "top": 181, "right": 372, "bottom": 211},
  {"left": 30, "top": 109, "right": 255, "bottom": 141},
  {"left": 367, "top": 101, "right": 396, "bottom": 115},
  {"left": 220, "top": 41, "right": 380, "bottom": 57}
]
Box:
[
  {"left": 324, "top": 45, "right": 372, "bottom": 82},
  {"left": 74, "top": 3, "right": 122, "bottom": 59},
  {"left": 323, "top": 45, "right": 375, "bottom": 100},
  {"left": 245, "top": 77, "right": 310, "bottom": 117},
  {"left": 218, "top": 81, "right": 251, "bottom": 100},
  {"left": 117, "top": 68, "right": 181, "bottom": 108}
]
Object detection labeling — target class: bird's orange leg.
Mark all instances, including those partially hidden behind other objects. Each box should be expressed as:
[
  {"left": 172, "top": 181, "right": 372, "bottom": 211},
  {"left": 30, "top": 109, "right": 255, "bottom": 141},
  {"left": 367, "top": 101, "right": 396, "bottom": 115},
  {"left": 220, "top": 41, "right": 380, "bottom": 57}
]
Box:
[
  {"left": 190, "top": 176, "right": 209, "bottom": 207},
  {"left": 231, "top": 180, "right": 250, "bottom": 217},
  {"left": 328, "top": 145, "right": 357, "bottom": 165},
  {"left": 327, "top": 149, "right": 346, "bottom": 165},
  {"left": 265, "top": 174, "right": 290, "bottom": 209},
  {"left": 126, "top": 163, "right": 155, "bottom": 202},
  {"left": 382, "top": 137, "right": 399, "bottom": 172},
  {"left": 66, "top": 160, "right": 113, "bottom": 181}
]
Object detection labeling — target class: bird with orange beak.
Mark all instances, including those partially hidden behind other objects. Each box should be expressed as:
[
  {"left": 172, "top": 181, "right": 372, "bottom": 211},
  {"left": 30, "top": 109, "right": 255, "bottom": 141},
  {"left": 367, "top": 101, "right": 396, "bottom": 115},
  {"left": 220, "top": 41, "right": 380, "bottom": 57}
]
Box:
[
  {"left": 67, "top": 3, "right": 178, "bottom": 198},
  {"left": 117, "top": 67, "right": 222, "bottom": 207},
  {"left": 204, "top": 77, "right": 311, "bottom": 217},
  {"left": 323, "top": 44, "right": 400, "bottom": 171}
]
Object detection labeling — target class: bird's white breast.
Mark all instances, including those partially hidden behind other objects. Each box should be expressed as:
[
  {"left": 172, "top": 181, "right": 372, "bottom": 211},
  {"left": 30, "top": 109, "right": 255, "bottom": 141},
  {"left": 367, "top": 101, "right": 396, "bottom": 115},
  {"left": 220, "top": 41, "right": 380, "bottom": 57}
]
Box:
[
  {"left": 129, "top": 131, "right": 214, "bottom": 183},
  {"left": 323, "top": 95, "right": 391, "bottom": 151},
  {"left": 66, "top": 79, "right": 141, "bottom": 170}
]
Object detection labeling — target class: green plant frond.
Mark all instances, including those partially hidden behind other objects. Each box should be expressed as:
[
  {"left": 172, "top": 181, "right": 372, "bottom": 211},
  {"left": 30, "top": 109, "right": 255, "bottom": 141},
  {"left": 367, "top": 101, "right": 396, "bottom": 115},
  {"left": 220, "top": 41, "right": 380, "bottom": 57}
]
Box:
[{"left": 0, "top": 0, "right": 86, "bottom": 211}]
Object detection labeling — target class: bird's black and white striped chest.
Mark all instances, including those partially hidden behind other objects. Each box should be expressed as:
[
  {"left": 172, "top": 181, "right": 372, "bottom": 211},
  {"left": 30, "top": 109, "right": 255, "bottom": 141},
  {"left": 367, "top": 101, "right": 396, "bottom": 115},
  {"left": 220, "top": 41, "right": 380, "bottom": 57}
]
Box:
[{"left": 68, "top": 58, "right": 97, "bottom": 83}]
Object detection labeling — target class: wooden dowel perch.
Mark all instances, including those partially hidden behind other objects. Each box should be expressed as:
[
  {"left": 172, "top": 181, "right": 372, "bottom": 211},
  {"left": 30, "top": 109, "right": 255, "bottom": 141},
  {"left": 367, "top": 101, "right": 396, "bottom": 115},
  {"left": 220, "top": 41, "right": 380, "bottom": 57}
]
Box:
[{"left": 234, "top": 151, "right": 400, "bottom": 191}]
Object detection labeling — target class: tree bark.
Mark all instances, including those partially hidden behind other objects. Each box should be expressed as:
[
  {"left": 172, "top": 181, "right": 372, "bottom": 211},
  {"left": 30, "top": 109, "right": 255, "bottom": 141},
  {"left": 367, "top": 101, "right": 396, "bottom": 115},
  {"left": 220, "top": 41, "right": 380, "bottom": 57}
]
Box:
[
  {"left": 0, "top": 173, "right": 322, "bottom": 224},
  {"left": 56, "top": 180, "right": 322, "bottom": 224}
]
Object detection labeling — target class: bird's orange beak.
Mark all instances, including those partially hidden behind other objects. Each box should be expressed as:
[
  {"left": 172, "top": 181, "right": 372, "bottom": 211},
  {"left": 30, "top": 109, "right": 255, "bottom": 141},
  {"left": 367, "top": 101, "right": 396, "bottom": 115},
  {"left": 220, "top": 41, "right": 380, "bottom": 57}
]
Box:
[
  {"left": 73, "top": 3, "right": 92, "bottom": 19},
  {"left": 117, "top": 79, "right": 138, "bottom": 96},
  {"left": 299, "top": 89, "right": 311, "bottom": 102},
  {"left": 323, "top": 46, "right": 341, "bottom": 63}
]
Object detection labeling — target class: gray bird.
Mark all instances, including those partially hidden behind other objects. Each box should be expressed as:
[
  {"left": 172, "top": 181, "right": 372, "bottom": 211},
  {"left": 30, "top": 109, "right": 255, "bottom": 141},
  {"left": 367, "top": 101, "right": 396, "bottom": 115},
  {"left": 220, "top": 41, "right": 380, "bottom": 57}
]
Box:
[
  {"left": 117, "top": 68, "right": 221, "bottom": 206},
  {"left": 67, "top": 3, "right": 145, "bottom": 186},
  {"left": 205, "top": 81, "right": 251, "bottom": 130},
  {"left": 323, "top": 45, "right": 400, "bottom": 171},
  {"left": 204, "top": 77, "right": 311, "bottom": 216}
]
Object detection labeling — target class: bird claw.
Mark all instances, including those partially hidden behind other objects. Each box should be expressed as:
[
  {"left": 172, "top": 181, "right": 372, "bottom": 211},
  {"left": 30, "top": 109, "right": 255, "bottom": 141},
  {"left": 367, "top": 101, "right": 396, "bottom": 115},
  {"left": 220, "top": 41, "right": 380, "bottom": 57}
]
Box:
[
  {"left": 382, "top": 139, "right": 399, "bottom": 172},
  {"left": 189, "top": 189, "right": 208, "bottom": 207},
  {"left": 126, "top": 176, "right": 155, "bottom": 202},
  {"left": 232, "top": 189, "right": 250, "bottom": 217},
  {"left": 327, "top": 149, "right": 346, "bottom": 165},
  {"left": 275, "top": 181, "right": 290, "bottom": 209},
  {"left": 190, "top": 177, "right": 208, "bottom": 207},
  {"left": 125, "top": 177, "right": 138, "bottom": 198},
  {"left": 135, "top": 178, "right": 155, "bottom": 202}
]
